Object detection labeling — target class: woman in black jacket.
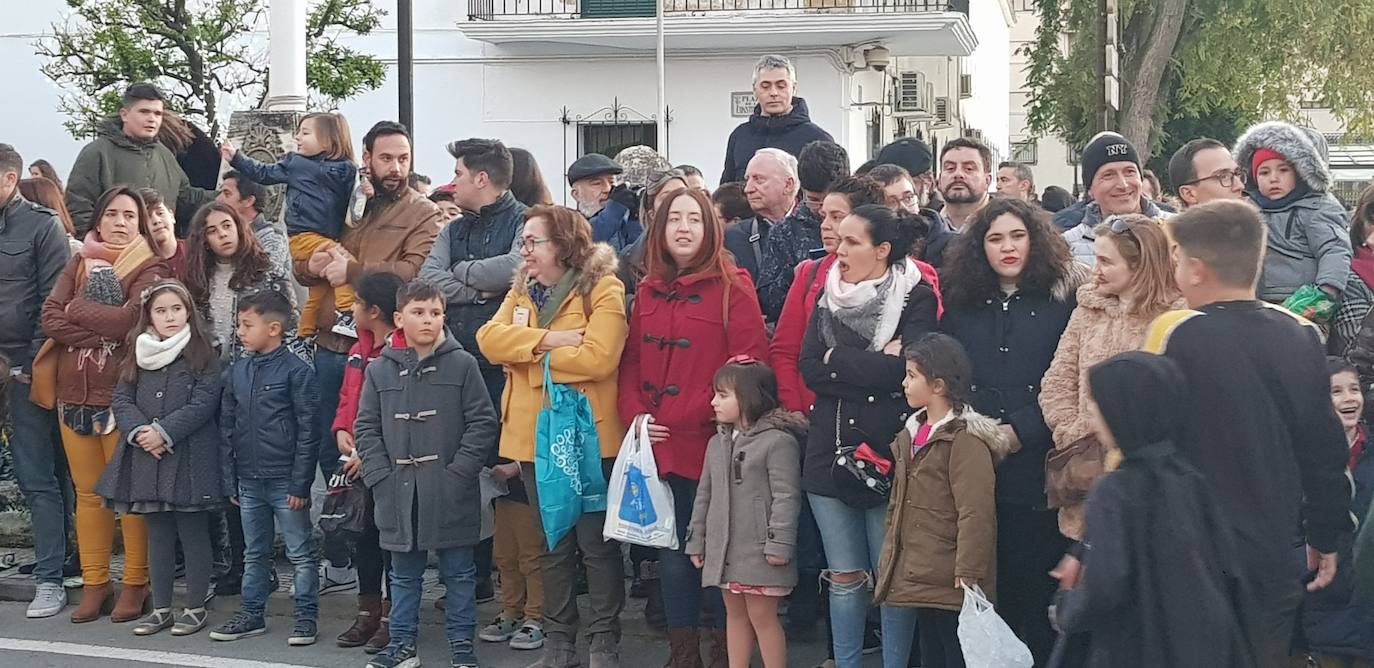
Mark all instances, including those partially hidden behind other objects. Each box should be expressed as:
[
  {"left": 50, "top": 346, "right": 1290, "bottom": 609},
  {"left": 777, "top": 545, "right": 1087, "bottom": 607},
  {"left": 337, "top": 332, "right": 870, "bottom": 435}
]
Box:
[
  {"left": 939, "top": 198, "right": 1087, "bottom": 665},
  {"left": 799, "top": 205, "right": 938, "bottom": 668}
]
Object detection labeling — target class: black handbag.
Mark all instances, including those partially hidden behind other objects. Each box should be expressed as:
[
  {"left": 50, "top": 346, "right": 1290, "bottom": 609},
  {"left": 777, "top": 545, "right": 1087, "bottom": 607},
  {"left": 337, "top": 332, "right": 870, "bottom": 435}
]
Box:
[
  {"left": 829, "top": 399, "right": 893, "bottom": 509},
  {"left": 319, "top": 461, "right": 370, "bottom": 541}
]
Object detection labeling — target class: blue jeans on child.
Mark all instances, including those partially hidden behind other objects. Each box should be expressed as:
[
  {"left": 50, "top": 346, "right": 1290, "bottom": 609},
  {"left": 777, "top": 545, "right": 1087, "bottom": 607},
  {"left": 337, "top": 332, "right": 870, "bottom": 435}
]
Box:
[
  {"left": 658, "top": 474, "right": 725, "bottom": 630},
  {"left": 388, "top": 547, "right": 477, "bottom": 650},
  {"left": 808, "top": 493, "right": 917, "bottom": 668},
  {"left": 238, "top": 478, "right": 319, "bottom": 620}
]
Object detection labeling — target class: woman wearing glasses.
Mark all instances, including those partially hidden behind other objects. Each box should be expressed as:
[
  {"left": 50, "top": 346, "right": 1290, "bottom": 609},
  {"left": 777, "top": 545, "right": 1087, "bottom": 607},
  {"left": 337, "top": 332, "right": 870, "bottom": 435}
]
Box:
[
  {"left": 618, "top": 186, "right": 769, "bottom": 668},
  {"left": 939, "top": 198, "right": 1087, "bottom": 664},
  {"left": 1038, "top": 214, "right": 1185, "bottom": 540},
  {"left": 476, "top": 205, "right": 630, "bottom": 667}
]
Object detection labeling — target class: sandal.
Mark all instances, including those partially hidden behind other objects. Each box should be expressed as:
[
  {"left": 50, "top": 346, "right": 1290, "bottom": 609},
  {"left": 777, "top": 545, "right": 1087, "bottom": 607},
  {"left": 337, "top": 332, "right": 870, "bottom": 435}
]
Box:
[
  {"left": 132, "top": 608, "right": 174, "bottom": 636},
  {"left": 171, "top": 607, "right": 209, "bottom": 636}
]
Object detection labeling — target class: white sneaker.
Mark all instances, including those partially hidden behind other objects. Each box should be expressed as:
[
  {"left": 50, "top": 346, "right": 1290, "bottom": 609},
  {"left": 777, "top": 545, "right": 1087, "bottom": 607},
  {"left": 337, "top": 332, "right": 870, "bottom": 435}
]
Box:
[
  {"left": 27, "top": 582, "right": 67, "bottom": 618},
  {"left": 319, "top": 563, "right": 357, "bottom": 595}
]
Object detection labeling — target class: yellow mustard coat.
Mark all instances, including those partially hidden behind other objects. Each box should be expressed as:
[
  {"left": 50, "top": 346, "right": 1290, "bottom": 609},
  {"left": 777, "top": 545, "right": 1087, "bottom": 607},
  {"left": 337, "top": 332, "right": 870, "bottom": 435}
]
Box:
[{"left": 476, "top": 244, "right": 628, "bottom": 463}]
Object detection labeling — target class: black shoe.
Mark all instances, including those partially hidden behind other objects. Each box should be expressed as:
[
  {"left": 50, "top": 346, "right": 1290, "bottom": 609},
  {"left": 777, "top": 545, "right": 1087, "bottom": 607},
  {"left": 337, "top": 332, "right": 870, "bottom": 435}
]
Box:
[
  {"left": 288, "top": 619, "right": 318, "bottom": 646},
  {"left": 367, "top": 642, "right": 419, "bottom": 668},
  {"left": 270, "top": 569, "right": 280, "bottom": 592},
  {"left": 450, "top": 638, "right": 479, "bottom": 668},
  {"left": 213, "top": 574, "right": 242, "bottom": 596},
  {"left": 209, "top": 611, "right": 267, "bottom": 641},
  {"left": 862, "top": 623, "right": 881, "bottom": 655},
  {"left": 474, "top": 578, "right": 495, "bottom": 605}
]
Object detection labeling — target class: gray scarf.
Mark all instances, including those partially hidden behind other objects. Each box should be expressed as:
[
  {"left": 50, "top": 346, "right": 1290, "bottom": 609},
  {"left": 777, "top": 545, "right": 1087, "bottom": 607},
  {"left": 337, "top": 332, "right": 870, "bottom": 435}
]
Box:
[{"left": 816, "top": 270, "right": 896, "bottom": 349}]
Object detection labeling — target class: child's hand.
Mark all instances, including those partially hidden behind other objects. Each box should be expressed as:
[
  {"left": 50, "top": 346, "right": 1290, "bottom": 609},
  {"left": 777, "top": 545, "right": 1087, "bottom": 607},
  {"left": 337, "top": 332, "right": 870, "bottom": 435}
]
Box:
[
  {"left": 689, "top": 554, "right": 704, "bottom": 569},
  {"left": 765, "top": 555, "right": 789, "bottom": 567},
  {"left": 336, "top": 431, "right": 355, "bottom": 456},
  {"left": 219, "top": 140, "right": 236, "bottom": 162},
  {"left": 287, "top": 495, "right": 309, "bottom": 511},
  {"left": 359, "top": 171, "right": 375, "bottom": 199},
  {"left": 343, "top": 454, "right": 363, "bottom": 481}
]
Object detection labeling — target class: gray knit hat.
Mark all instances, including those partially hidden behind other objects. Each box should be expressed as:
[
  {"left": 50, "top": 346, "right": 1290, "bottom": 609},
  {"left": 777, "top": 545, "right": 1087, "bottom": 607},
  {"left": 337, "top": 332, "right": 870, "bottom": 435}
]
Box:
[{"left": 613, "top": 145, "right": 672, "bottom": 189}]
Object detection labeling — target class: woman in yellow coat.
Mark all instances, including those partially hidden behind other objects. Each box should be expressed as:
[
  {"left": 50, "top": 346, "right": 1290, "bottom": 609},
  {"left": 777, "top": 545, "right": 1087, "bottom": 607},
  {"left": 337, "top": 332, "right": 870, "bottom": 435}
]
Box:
[{"left": 476, "top": 205, "right": 627, "bottom": 667}]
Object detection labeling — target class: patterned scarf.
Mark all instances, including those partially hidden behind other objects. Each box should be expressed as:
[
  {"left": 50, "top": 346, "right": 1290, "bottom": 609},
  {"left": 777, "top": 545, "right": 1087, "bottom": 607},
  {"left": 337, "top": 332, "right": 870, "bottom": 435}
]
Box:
[{"left": 816, "top": 257, "right": 923, "bottom": 351}]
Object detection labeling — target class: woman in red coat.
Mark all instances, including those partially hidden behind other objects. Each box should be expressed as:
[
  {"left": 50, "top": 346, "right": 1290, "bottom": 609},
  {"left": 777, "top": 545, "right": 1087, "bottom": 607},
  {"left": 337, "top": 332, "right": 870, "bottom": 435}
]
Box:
[{"left": 618, "top": 186, "right": 769, "bottom": 666}]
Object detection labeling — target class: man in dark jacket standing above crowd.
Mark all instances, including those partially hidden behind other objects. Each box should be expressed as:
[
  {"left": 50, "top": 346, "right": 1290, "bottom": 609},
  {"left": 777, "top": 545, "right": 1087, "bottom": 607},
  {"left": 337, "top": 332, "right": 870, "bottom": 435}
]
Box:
[
  {"left": 0, "top": 143, "right": 73, "bottom": 619},
  {"left": 567, "top": 153, "right": 641, "bottom": 251},
  {"left": 419, "top": 138, "right": 526, "bottom": 410},
  {"left": 720, "top": 55, "right": 833, "bottom": 183},
  {"left": 65, "top": 83, "right": 213, "bottom": 233}
]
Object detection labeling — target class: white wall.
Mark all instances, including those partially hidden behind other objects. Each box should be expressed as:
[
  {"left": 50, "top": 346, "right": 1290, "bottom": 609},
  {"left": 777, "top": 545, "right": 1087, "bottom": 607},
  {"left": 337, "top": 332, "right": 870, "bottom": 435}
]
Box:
[
  {"left": 1006, "top": 4, "right": 1082, "bottom": 194},
  {"left": 962, "top": 0, "right": 1011, "bottom": 159}
]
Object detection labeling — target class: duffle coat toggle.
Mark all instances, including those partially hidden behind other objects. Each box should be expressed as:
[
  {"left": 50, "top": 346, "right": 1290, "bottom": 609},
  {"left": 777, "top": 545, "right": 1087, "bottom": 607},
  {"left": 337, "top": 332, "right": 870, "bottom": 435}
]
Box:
[{"left": 395, "top": 454, "right": 440, "bottom": 465}]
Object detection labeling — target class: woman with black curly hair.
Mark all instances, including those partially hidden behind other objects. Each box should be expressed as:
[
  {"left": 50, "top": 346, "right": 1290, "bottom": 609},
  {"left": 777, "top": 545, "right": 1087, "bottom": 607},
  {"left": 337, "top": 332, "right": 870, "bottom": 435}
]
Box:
[{"left": 939, "top": 197, "right": 1088, "bottom": 665}]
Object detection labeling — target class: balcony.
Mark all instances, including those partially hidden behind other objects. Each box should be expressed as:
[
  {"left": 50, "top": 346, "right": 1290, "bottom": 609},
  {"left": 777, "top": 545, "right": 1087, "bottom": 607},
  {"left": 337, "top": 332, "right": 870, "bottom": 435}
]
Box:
[{"left": 461, "top": 0, "right": 976, "bottom": 55}]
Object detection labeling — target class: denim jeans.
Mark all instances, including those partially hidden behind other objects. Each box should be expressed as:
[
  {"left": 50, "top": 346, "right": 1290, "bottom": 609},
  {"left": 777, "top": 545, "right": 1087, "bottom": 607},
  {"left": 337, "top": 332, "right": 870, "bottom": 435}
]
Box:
[
  {"left": 7, "top": 380, "right": 72, "bottom": 585},
  {"left": 238, "top": 478, "right": 318, "bottom": 620},
  {"left": 659, "top": 474, "right": 724, "bottom": 630},
  {"left": 312, "top": 347, "right": 351, "bottom": 568},
  {"left": 388, "top": 547, "right": 477, "bottom": 650},
  {"left": 808, "top": 493, "right": 908, "bottom": 668}
]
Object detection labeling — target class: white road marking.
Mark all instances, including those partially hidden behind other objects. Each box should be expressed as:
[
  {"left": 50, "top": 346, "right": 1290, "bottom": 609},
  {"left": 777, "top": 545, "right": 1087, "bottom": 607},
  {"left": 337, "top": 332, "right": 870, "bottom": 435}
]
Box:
[{"left": 0, "top": 637, "right": 321, "bottom": 668}]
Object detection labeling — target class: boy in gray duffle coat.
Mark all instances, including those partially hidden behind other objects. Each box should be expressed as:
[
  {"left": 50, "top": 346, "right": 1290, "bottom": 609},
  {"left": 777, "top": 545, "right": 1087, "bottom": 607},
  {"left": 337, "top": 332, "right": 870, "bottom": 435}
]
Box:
[{"left": 354, "top": 279, "right": 497, "bottom": 668}]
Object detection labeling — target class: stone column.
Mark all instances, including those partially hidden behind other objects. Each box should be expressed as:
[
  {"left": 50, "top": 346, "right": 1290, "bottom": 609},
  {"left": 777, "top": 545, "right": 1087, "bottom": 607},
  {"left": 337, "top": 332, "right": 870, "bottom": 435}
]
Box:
[{"left": 265, "top": 0, "right": 308, "bottom": 112}]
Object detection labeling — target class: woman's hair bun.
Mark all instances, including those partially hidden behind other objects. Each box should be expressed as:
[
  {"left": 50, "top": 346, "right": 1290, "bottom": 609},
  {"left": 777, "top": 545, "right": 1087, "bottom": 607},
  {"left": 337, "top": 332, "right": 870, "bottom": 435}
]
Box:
[{"left": 851, "top": 203, "right": 930, "bottom": 264}]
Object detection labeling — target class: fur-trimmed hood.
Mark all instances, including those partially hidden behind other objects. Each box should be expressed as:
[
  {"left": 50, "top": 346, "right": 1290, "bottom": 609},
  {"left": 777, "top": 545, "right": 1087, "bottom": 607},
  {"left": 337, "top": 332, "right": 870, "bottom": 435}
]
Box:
[
  {"left": 904, "top": 408, "right": 1015, "bottom": 463},
  {"left": 509, "top": 242, "right": 619, "bottom": 299},
  {"left": 1056, "top": 261, "right": 1093, "bottom": 303},
  {"left": 1234, "top": 121, "right": 1332, "bottom": 193}
]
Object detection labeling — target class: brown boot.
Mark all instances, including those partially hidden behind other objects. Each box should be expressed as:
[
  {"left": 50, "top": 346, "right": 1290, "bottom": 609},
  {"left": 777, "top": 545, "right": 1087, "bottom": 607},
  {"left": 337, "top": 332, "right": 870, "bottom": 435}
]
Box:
[
  {"left": 663, "top": 628, "right": 704, "bottom": 668},
  {"left": 70, "top": 583, "right": 112, "bottom": 623},
  {"left": 704, "top": 628, "right": 727, "bottom": 668},
  {"left": 362, "top": 600, "right": 390, "bottom": 654},
  {"left": 337, "top": 594, "right": 383, "bottom": 647},
  {"left": 110, "top": 583, "right": 149, "bottom": 623}
]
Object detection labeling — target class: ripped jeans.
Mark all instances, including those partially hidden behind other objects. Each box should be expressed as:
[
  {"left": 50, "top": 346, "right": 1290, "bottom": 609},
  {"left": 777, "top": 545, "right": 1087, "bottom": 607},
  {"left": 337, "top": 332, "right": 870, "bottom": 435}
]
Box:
[{"left": 807, "top": 493, "right": 917, "bottom": 668}]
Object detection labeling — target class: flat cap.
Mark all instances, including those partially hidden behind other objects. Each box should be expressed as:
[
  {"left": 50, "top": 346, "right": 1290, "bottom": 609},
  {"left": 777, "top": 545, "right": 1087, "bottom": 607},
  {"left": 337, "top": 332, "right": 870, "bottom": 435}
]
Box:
[{"left": 567, "top": 153, "right": 623, "bottom": 186}]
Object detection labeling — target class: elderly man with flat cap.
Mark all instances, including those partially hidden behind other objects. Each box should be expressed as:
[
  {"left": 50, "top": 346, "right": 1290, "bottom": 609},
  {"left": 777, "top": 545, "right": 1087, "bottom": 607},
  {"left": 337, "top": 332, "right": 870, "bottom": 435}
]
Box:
[{"left": 568, "top": 153, "right": 641, "bottom": 251}]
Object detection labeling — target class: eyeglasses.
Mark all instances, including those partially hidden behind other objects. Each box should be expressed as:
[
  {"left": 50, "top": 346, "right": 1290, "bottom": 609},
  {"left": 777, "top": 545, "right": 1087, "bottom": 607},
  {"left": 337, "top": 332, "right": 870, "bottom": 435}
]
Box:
[
  {"left": 518, "top": 237, "right": 552, "bottom": 251},
  {"left": 1183, "top": 168, "right": 1247, "bottom": 188}
]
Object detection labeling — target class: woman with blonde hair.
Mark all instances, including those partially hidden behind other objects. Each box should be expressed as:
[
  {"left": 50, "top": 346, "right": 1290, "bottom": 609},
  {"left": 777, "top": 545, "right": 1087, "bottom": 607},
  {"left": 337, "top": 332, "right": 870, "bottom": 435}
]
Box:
[{"left": 1039, "top": 214, "right": 1187, "bottom": 540}]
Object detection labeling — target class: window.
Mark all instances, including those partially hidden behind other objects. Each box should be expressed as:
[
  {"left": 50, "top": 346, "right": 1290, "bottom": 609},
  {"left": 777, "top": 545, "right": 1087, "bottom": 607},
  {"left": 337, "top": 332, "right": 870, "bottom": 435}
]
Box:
[
  {"left": 579, "top": 122, "right": 658, "bottom": 158},
  {"left": 1010, "top": 140, "right": 1038, "bottom": 165}
]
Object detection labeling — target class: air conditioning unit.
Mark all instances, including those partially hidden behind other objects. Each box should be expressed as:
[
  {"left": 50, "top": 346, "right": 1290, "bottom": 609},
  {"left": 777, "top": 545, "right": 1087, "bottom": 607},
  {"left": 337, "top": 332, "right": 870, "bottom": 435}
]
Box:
[
  {"left": 934, "top": 97, "right": 951, "bottom": 125},
  {"left": 893, "top": 71, "right": 930, "bottom": 116},
  {"left": 959, "top": 73, "right": 973, "bottom": 99}
]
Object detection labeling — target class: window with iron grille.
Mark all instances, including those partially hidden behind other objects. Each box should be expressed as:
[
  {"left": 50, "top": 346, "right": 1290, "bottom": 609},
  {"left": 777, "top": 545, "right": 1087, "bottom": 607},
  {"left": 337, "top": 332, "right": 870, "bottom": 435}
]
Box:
[
  {"left": 579, "top": 122, "right": 658, "bottom": 158},
  {"left": 1011, "top": 140, "right": 1038, "bottom": 165}
]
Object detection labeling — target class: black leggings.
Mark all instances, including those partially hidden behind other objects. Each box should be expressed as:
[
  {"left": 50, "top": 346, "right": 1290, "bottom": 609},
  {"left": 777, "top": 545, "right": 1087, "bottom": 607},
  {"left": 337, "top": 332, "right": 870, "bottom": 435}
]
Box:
[
  {"left": 918, "top": 608, "right": 965, "bottom": 668},
  {"left": 355, "top": 519, "right": 390, "bottom": 597},
  {"left": 145, "top": 511, "right": 212, "bottom": 610}
]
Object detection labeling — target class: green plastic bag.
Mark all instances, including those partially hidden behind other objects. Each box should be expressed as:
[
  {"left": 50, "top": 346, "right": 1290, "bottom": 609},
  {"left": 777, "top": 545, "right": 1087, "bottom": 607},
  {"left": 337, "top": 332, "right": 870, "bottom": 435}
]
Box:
[{"left": 1281, "top": 284, "right": 1337, "bottom": 324}]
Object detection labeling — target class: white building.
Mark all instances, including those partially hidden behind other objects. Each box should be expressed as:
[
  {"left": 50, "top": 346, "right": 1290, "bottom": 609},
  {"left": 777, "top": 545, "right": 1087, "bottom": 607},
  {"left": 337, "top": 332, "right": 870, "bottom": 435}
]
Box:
[{"left": 4, "top": 0, "right": 1013, "bottom": 203}]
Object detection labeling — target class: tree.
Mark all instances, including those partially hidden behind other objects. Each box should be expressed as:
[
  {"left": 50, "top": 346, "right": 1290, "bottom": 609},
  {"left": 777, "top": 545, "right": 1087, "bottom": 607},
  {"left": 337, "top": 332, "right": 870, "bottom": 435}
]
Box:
[
  {"left": 1023, "top": 0, "right": 1374, "bottom": 163},
  {"left": 38, "top": 0, "right": 386, "bottom": 139}
]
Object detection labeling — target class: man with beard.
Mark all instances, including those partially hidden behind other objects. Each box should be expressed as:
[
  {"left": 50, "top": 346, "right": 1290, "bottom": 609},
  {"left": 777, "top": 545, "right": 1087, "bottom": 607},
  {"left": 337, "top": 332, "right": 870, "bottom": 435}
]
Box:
[
  {"left": 65, "top": 83, "right": 212, "bottom": 233},
  {"left": 567, "top": 153, "right": 641, "bottom": 251},
  {"left": 724, "top": 148, "right": 801, "bottom": 323},
  {"left": 924, "top": 137, "right": 995, "bottom": 268},
  {"left": 1061, "top": 132, "right": 1173, "bottom": 266},
  {"left": 419, "top": 138, "right": 526, "bottom": 409}
]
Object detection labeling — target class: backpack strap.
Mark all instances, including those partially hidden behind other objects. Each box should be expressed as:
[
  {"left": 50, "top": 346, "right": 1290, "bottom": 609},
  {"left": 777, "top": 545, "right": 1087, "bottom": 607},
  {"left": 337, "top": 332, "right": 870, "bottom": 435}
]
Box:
[{"left": 748, "top": 218, "right": 764, "bottom": 273}]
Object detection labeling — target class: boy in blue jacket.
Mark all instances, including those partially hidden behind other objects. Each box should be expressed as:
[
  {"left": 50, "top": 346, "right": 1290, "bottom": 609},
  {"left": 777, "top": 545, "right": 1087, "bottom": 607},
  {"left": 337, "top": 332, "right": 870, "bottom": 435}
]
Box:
[{"left": 211, "top": 289, "right": 322, "bottom": 646}]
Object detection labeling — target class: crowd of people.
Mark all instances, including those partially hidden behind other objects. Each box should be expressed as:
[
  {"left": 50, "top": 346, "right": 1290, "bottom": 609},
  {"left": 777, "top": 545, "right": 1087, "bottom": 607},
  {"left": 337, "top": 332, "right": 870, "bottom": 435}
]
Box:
[{"left": 1, "top": 51, "right": 1373, "bottom": 668}]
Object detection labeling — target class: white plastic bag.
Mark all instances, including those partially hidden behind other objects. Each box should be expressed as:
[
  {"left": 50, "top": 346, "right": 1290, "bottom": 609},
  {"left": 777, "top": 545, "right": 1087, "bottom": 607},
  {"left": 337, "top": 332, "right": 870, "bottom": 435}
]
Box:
[
  {"left": 602, "top": 415, "right": 678, "bottom": 549},
  {"left": 958, "top": 584, "right": 1033, "bottom": 668}
]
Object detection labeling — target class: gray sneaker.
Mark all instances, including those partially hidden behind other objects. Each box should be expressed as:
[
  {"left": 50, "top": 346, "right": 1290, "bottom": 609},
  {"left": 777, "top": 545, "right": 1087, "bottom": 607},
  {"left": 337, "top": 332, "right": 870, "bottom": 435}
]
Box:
[
  {"left": 27, "top": 582, "right": 67, "bottom": 618},
  {"left": 509, "top": 622, "right": 545, "bottom": 651}
]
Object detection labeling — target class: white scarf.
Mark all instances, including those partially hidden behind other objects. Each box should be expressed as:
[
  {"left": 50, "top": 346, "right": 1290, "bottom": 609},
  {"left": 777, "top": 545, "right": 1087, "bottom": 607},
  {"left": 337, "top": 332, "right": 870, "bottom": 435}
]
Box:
[
  {"left": 820, "top": 257, "right": 923, "bottom": 351},
  {"left": 136, "top": 326, "right": 192, "bottom": 371}
]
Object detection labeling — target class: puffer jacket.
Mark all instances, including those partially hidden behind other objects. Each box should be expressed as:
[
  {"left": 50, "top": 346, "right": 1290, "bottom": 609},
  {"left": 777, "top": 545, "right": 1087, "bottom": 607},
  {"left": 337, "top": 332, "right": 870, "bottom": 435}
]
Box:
[
  {"left": 65, "top": 117, "right": 212, "bottom": 234},
  {"left": 1234, "top": 121, "right": 1353, "bottom": 302},
  {"left": 99, "top": 357, "right": 230, "bottom": 506},
  {"left": 720, "top": 98, "right": 834, "bottom": 183},
  {"left": 354, "top": 331, "right": 498, "bottom": 552},
  {"left": 476, "top": 244, "right": 627, "bottom": 463},
  {"left": 220, "top": 345, "right": 319, "bottom": 498},
  {"left": 419, "top": 191, "right": 527, "bottom": 368},
  {"left": 1062, "top": 198, "right": 1172, "bottom": 267},
  {"left": 230, "top": 152, "right": 357, "bottom": 240},
  {"left": 0, "top": 193, "right": 70, "bottom": 371},
  {"left": 685, "top": 409, "right": 807, "bottom": 589},
  {"left": 940, "top": 265, "right": 1088, "bottom": 507},
  {"left": 1038, "top": 283, "right": 1187, "bottom": 539},
  {"left": 874, "top": 409, "right": 1012, "bottom": 610},
  {"left": 41, "top": 253, "right": 169, "bottom": 408},
  {"left": 618, "top": 269, "right": 769, "bottom": 481}
]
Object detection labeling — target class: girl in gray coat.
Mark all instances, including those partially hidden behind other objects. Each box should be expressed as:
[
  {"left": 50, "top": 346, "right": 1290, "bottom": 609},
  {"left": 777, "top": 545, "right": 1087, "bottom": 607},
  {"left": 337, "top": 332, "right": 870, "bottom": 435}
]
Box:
[
  {"left": 686, "top": 358, "right": 805, "bottom": 668},
  {"left": 98, "top": 279, "right": 226, "bottom": 637}
]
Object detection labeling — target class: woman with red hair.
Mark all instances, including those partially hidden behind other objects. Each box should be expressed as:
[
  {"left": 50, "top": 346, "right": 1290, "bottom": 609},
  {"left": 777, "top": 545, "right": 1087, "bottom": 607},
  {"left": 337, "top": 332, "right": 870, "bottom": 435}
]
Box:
[{"left": 618, "top": 187, "right": 769, "bottom": 667}]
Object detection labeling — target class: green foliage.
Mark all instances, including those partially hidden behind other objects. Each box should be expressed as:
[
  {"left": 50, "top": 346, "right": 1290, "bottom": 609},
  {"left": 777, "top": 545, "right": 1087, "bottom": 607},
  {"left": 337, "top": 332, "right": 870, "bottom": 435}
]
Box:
[
  {"left": 38, "top": 0, "right": 386, "bottom": 139},
  {"left": 1024, "top": 0, "right": 1374, "bottom": 153}
]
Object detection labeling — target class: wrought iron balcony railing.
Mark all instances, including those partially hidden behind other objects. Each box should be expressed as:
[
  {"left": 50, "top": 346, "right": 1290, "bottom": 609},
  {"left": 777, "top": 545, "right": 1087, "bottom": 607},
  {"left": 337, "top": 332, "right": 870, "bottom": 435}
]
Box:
[{"left": 468, "top": 0, "right": 969, "bottom": 21}]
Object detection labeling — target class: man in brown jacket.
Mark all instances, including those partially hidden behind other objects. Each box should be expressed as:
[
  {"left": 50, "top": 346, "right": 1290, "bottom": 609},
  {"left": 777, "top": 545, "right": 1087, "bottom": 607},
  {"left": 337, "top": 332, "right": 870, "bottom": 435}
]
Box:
[{"left": 294, "top": 120, "right": 441, "bottom": 595}]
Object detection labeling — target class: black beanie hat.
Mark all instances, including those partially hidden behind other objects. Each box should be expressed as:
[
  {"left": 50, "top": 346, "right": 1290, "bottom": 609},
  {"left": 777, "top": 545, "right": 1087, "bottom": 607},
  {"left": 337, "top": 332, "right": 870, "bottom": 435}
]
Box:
[
  {"left": 1080, "top": 132, "right": 1140, "bottom": 187},
  {"left": 876, "top": 137, "right": 933, "bottom": 177}
]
